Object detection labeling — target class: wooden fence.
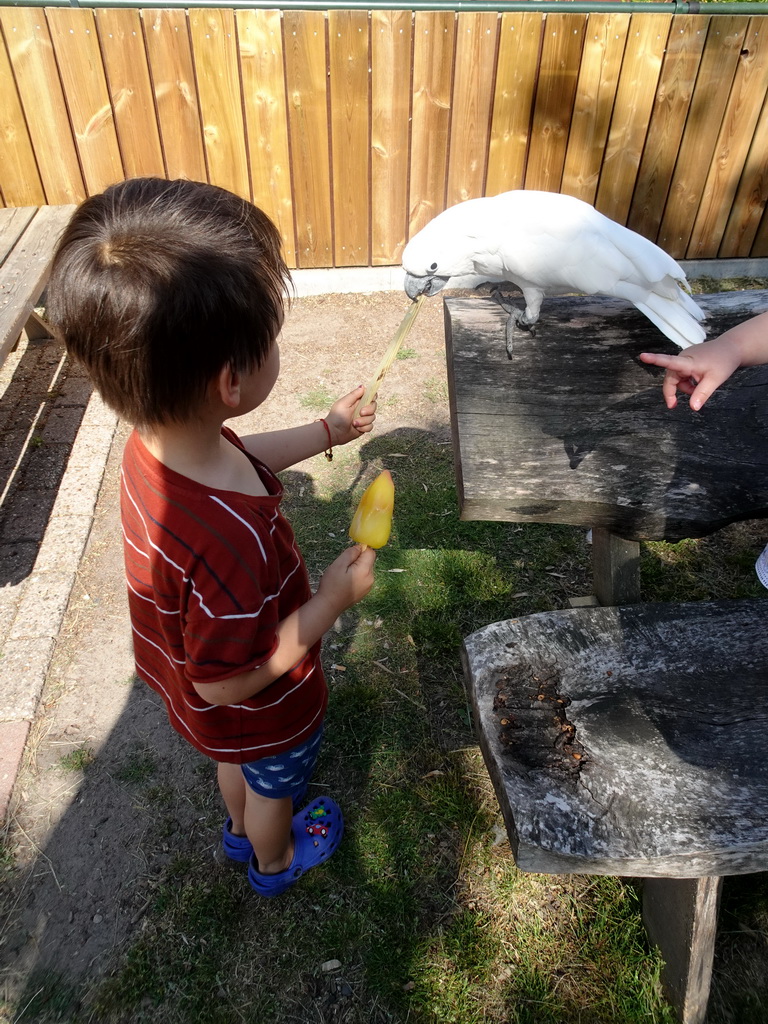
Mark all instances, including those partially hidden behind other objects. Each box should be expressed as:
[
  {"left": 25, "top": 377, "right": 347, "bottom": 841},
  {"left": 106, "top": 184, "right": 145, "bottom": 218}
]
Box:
[{"left": 2, "top": 6, "right": 768, "bottom": 268}]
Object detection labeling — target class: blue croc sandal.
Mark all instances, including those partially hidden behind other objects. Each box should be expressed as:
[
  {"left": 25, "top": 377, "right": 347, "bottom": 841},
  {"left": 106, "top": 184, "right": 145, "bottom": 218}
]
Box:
[
  {"left": 215, "top": 786, "right": 310, "bottom": 866},
  {"left": 247, "top": 796, "right": 344, "bottom": 898},
  {"left": 217, "top": 817, "right": 253, "bottom": 865}
]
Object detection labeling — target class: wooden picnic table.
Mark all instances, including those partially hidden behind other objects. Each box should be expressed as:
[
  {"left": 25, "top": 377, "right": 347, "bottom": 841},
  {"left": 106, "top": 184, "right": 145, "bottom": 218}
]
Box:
[
  {"left": 0, "top": 205, "right": 76, "bottom": 369},
  {"left": 445, "top": 290, "right": 768, "bottom": 1024}
]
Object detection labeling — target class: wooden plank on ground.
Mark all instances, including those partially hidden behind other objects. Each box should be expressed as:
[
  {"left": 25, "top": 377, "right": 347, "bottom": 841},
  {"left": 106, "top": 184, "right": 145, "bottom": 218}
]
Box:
[
  {"left": 95, "top": 8, "right": 165, "bottom": 180},
  {"left": 628, "top": 15, "right": 708, "bottom": 241},
  {"left": 189, "top": 8, "right": 249, "bottom": 199},
  {"left": 0, "top": 8, "right": 84, "bottom": 204},
  {"left": 721, "top": 89, "right": 768, "bottom": 258},
  {"left": 0, "top": 35, "right": 45, "bottom": 206},
  {"left": 658, "top": 16, "right": 749, "bottom": 258},
  {"left": 371, "top": 10, "right": 412, "bottom": 266},
  {"left": 446, "top": 12, "right": 499, "bottom": 206},
  {"left": 408, "top": 11, "right": 455, "bottom": 237},
  {"left": 0, "top": 205, "right": 76, "bottom": 366},
  {"left": 237, "top": 10, "right": 295, "bottom": 266},
  {"left": 562, "top": 12, "right": 630, "bottom": 205},
  {"left": 486, "top": 12, "right": 543, "bottom": 197},
  {"left": 596, "top": 13, "right": 671, "bottom": 224},
  {"left": 329, "top": 9, "right": 369, "bottom": 266},
  {"left": 688, "top": 17, "right": 768, "bottom": 259},
  {"left": 46, "top": 8, "right": 124, "bottom": 194},
  {"left": 143, "top": 8, "right": 207, "bottom": 183},
  {"left": 283, "top": 10, "right": 332, "bottom": 268},
  {"left": 525, "top": 13, "right": 586, "bottom": 194}
]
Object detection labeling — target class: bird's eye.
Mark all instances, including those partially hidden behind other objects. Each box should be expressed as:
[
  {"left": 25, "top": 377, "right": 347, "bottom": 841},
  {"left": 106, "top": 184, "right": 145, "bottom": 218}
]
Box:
[{"left": 429, "top": 262, "right": 438, "bottom": 272}]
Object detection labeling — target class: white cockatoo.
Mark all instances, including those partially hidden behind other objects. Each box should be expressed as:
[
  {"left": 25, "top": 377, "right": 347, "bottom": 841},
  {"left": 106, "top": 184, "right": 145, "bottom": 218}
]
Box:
[{"left": 402, "top": 190, "right": 706, "bottom": 354}]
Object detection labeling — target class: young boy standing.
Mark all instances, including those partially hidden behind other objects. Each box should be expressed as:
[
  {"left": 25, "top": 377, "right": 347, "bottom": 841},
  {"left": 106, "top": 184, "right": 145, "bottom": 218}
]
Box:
[{"left": 46, "top": 177, "right": 377, "bottom": 897}]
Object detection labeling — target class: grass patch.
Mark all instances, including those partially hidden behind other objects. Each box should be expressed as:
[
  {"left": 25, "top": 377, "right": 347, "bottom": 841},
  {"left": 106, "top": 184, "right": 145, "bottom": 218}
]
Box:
[
  {"left": 113, "top": 749, "right": 158, "bottom": 785},
  {"left": 4, "top": 428, "right": 765, "bottom": 1024},
  {"left": 300, "top": 384, "right": 336, "bottom": 411},
  {"left": 58, "top": 746, "right": 95, "bottom": 772}
]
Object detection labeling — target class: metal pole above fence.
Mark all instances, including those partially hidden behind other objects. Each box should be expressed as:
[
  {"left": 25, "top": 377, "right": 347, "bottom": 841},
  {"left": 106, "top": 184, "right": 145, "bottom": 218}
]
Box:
[{"left": 7, "top": 0, "right": 768, "bottom": 13}]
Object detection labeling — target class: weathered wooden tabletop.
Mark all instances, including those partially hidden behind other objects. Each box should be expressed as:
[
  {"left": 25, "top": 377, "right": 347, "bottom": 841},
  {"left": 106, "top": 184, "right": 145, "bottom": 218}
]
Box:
[
  {"left": 445, "top": 291, "right": 768, "bottom": 541},
  {"left": 463, "top": 598, "right": 768, "bottom": 878}
]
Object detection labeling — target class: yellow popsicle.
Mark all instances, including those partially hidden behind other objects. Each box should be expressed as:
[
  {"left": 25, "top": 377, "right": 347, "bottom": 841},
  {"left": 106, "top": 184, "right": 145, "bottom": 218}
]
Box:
[{"left": 349, "top": 470, "right": 395, "bottom": 549}]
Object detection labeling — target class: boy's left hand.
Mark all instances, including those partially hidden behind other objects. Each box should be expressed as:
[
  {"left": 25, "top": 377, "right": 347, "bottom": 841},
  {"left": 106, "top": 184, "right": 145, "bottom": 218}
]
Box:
[{"left": 326, "top": 385, "right": 377, "bottom": 445}]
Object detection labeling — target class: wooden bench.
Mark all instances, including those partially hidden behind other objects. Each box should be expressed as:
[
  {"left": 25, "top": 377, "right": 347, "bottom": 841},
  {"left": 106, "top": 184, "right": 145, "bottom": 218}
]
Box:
[
  {"left": 445, "top": 290, "right": 768, "bottom": 1024},
  {"left": 0, "top": 206, "right": 76, "bottom": 370}
]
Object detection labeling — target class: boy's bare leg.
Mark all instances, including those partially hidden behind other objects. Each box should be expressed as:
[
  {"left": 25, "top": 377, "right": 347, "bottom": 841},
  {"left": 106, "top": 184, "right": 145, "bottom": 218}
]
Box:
[
  {"left": 217, "top": 761, "right": 247, "bottom": 834},
  {"left": 244, "top": 787, "right": 294, "bottom": 875}
]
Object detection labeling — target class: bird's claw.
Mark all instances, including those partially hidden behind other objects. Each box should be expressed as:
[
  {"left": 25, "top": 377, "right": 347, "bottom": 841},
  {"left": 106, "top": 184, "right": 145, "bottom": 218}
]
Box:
[{"left": 504, "top": 313, "right": 535, "bottom": 358}]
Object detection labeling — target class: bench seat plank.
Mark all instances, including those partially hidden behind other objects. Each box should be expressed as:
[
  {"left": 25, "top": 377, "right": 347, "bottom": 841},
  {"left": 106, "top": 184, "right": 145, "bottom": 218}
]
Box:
[
  {"left": 463, "top": 598, "right": 768, "bottom": 877},
  {"left": 445, "top": 291, "right": 768, "bottom": 540},
  {"left": 0, "top": 207, "right": 37, "bottom": 264},
  {"left": 0, "top": 205, "right": 76, "bottom": 366}
]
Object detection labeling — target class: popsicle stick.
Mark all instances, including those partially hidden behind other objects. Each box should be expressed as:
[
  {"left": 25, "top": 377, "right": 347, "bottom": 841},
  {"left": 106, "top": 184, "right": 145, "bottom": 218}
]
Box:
[{"left": 355, "top": 294, "right": 425, "bottom": 416}]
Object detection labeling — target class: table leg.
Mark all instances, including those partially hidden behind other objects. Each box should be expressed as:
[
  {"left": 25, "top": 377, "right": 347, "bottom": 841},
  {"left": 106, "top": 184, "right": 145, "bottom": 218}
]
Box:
[
  {"left": 642, "top": 876, "right": 722, "bottom": 1024},
  {"left": 591, "top": 527, "right": 641, "bottom": 605}
]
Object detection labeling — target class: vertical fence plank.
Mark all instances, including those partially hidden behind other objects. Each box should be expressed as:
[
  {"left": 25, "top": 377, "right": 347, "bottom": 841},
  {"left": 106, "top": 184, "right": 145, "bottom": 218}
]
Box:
[
  {"left": 486, "top": 12, "right": 543, "bottom": 196},
  {"left": 143, "top": 9, "right": 207, "bottom": 182},
  {"left": 47, "top": 8, "right": 124, "bottom": 193},
  {"left": 688, "top": 17, "right": 768, "bottom": 258},
  {"left": 595, "top": 13, "right": 671, "bottom": 223},
  {"left": 1, "top": 5, "right": 767, "bottom": 267},
  {"left": 95, "top": 9, "right": 165, "bottom": 180},
  {"left": 0, "top": 8, "right": 84, "bottom": 203},
  {"left": 750, "top": 187, "right": 768, "bottom": 258},
  {"left": 722, "top": 90, "right": 768, "bottom": 257},
  {"left": 409, "top": 10, "right": 454, "bottom": 237},
  {"left": 658, "top": 16, "right": 749, "bottom": 258},
  {"left": 0, "top": 28, "right": 45, "bottom": 205},
  {"left": 525, "top": 13, "right": 586, "bottom": 194},
  {"left": 329, "top": 9, "right": 369, "bottom": 266},
  {"left": 446, "top": 12, "right": 499, "bottom": 206},
  {"left": 283, "top": 10, "right": 332, "bottom": 269},
  {"left": 189, "top": 9, "right": 249, "bottom": 199},
  {"left": 628, "top": 15, "right": 708, "bottom": 241},
  {"left": 371, "top": 10, "right": 411, "bottom": 266},
  {"left": 237, "top": 10, "right": 295, "bottom": 267},
  {"left": 562, "top": 13, "right": 629, "bottom": 205}
]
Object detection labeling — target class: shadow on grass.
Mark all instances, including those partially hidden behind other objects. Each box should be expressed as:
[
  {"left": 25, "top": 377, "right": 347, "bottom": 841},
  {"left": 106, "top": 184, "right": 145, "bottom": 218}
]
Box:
[{"left": 2, "top": 425, "right": 767, "bottom": 1023}]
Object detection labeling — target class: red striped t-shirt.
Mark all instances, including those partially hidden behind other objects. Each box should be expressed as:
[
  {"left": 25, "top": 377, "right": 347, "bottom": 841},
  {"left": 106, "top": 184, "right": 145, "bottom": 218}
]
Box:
[{"left": 120, "top": 427, "right": 328, "bottom": 763}]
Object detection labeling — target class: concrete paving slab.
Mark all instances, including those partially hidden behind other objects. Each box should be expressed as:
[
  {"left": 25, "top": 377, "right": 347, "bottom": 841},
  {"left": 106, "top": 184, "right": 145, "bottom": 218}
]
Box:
[{"left": 0, "top": 335, "right": 117, "bottom": 820}]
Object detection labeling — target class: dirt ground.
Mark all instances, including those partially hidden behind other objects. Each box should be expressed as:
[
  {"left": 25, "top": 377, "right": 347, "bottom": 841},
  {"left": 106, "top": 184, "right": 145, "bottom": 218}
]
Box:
[{"left": 0, "top": 291, "right": 452, "bottom": 1005}]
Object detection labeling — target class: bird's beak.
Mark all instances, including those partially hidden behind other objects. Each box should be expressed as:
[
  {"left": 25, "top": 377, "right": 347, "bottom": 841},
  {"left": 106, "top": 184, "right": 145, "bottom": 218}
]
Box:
[{"left": 403, "top": 272, "right": 449, "bottom": 300}]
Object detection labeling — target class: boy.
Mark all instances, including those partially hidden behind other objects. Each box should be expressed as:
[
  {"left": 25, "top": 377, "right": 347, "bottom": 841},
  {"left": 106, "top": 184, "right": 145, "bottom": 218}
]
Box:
[
  {"left": 46, "top": 177, "right": 378, "bottom": 897},
  {"left": 639, "top": 311, "right": 768, "bottom": 589}
]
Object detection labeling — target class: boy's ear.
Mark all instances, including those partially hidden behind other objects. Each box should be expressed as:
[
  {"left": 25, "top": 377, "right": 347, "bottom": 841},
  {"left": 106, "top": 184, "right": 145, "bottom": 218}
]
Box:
[{"left": 214, "top": 364, "right": 241, "bottom": 409}]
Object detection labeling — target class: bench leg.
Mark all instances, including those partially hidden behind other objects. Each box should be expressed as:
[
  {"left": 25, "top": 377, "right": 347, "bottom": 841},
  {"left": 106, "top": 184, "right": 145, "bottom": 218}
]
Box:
[
  {"left": 591, "top": 527, "right": 641, "bottom": 605},
  {"left": 641, "top": 876, "right": 722, "bottom": 1024},
  {"left": 22, "top": 309, "right": 54, "bottom": 343}
]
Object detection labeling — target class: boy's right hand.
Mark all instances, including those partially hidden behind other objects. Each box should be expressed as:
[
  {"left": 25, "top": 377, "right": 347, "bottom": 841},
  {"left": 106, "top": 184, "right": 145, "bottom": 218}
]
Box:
[{"left": 317, "top": 544, "right": 376, "bottom": 613}]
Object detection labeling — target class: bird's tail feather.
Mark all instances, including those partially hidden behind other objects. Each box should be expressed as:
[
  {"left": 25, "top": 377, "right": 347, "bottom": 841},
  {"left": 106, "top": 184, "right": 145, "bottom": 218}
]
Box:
[
  {"left": 671, "top": 281, "right": 706, "bottom": 321},
  {"left": 634, "top": 292, "right": 707, "bottom": 349}
]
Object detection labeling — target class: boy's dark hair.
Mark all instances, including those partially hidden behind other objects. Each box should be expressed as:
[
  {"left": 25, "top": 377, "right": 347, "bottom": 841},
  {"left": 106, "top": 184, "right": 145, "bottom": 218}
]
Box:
[{"left": 46, "top": 177, "right": 291, "bottom": 427}]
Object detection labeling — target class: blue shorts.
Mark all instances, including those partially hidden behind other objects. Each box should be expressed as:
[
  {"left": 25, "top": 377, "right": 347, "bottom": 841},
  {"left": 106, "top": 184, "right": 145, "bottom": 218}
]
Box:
[{"left": 240, "top": 726, "right": 324, "bottom": 800}]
